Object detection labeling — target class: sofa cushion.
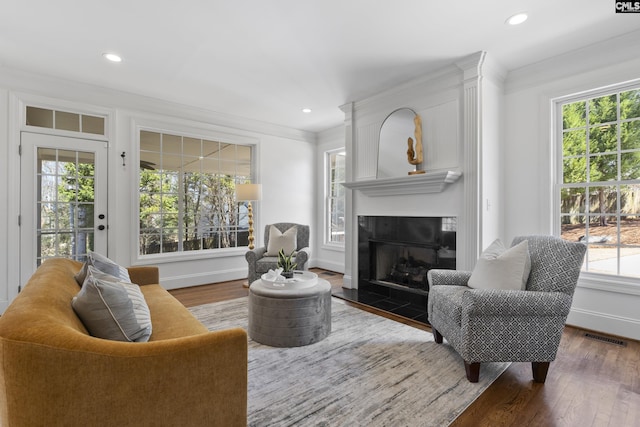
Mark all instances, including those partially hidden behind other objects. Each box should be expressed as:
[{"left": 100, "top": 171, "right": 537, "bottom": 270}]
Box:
[
  {"left": 265, "top": 225, "right": 297, "bottom": 256},
  {"left": 74, "top": 251, "right": 131, "bottom": 286},
  {"left": 72, "top": 267, "right": 152, "bottom": 342},
  {"left": 468, "top": 239, "right": 531, "bottom": 291}
]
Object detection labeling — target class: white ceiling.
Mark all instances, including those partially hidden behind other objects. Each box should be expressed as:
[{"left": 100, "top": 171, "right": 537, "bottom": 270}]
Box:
[{"left": 2, "top": 1, "right": 639, "bottom": 133}]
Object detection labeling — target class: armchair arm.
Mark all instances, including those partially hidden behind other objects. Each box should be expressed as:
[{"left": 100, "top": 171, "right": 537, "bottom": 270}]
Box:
[
  {"left": 295, "top": 247, "right": 311, "bottom": 269},
  {"left": 245, "top": 246, "right": 267, "bottom": 263},
  {"left": 427, "top": 269, "right": 472, "bottom": 287},
  {"left": 463, "top": 289, "right": 573, "bottom": 318}
]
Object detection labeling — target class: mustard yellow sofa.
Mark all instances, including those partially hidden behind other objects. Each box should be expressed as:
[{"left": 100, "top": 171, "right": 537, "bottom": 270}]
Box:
[{"left": 0, "top": 258, "right": 247, "bottom": 427}]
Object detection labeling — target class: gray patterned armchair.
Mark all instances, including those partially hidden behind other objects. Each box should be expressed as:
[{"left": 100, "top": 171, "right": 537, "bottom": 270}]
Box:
[
  {"left": 427, "top": 235, "right": 586, "bottom": 383},
  {"left": 245, "top": 223, "right": 311, "bottom": 284}
]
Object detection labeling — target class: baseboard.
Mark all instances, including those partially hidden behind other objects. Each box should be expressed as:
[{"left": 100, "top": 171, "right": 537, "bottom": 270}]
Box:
[
  {"left": 311, "top": 259, "right": 345, "bottom": 274},
  {"left": 567, "top": 307, "right": 640, "bottom": 341},
  {"left": 160, "top": 267, "right": 247, "bottom": 290}
]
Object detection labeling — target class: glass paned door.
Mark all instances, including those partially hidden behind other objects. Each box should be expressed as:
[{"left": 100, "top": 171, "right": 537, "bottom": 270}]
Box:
[{"left": 20, "top": 132, "right": 107, "bottom": 285}]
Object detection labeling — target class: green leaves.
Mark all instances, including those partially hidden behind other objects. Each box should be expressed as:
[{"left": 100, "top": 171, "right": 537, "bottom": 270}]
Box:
[{"left": 276, "top": 248, "right": 297, "bottom": 272}]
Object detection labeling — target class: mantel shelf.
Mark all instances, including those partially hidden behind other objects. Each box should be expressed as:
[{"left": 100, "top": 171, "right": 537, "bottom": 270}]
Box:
[{"left": 342, "top": 170, "right": 462, "bottom": 197}]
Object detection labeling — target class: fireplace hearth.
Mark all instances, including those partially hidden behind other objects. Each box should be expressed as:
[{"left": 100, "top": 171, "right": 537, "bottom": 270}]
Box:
[{"left": 337, "top": 216, "right": 456, "bottom": 323}]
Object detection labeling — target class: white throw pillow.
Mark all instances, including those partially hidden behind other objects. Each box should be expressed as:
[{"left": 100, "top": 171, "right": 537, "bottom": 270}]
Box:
[
  {"left": 265, "top": 225, "right": 297, "bottom": 256},
  {"left": 72, "top": 267, "right": 152, "bottom": 342},
  {"left": 468, "top": 239, "right": 531, "bottom": 291},
  {"left": 74, "top": 251, "right": 131, "bottom": 286}
]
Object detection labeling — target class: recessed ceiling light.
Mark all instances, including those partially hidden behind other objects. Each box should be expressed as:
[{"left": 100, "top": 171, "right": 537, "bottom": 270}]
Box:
[
  {"left": 102, "top": 52, "right": 123, "bottom": 63},
  {"left": 506, "top": 12, "right": 528, "bottom": 26},
  {"left": 302, "top": 108, "right": 312, "bottom": 113}
]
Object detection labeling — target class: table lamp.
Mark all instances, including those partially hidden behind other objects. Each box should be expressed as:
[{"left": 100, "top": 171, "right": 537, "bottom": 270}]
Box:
[{"left": 236, "top": 183, "right": 262, "bottom": 250}]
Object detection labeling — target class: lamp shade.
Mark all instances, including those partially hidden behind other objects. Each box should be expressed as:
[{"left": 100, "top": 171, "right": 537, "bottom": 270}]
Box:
[{"left": 236, "top": 183, "right": 262, "bottom": 201}]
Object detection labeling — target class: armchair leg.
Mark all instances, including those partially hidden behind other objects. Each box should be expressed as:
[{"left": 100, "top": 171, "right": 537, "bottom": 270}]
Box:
[
  {"left": 432, "top": 327, "right": 443, "bottom": 344},
  {"left": 464, "top": 362, "right": 480, "bottom": 383},
  {"left": 532, "top": 362, "right": 550, "bottom": 383}
]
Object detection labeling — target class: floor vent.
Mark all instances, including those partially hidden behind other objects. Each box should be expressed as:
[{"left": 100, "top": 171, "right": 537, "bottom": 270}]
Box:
[
  {"left": 584, "top": 333, "right": 627, "bottom": 347},
  {"left": 321, "top": 271, "right": 337, "bottom": 277}
]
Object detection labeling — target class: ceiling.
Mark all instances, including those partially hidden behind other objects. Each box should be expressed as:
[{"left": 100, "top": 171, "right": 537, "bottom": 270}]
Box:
[{"left": 1, "top": 1, "right": 639, "bottom": 133}]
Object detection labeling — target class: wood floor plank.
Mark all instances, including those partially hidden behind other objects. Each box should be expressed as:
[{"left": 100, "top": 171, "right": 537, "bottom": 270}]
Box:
[{"left": 169, "top": 269, "right": 640, "bottom": 427}]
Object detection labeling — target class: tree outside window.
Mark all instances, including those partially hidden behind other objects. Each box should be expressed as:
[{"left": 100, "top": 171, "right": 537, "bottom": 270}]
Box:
[{"left": 559, "top": 87, "right": 640, "bottom": 277}]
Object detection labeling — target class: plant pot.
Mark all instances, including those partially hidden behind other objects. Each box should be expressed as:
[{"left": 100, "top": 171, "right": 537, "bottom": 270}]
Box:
[{"left": 282, "top": 271, "right": 294, "bottom": 279}]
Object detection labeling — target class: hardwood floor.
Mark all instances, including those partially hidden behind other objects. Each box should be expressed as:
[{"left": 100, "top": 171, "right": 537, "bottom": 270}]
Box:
[{"left": 169, "top": 269, "right": 640, "bottom": 427}]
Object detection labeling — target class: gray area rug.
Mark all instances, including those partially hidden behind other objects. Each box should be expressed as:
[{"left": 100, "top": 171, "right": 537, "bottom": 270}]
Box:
[{"left": 190, "top": 297, "right": 508, "bottom": 427}]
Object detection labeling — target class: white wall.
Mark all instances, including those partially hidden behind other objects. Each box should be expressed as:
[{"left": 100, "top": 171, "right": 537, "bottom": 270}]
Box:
[
  {"left": 314, "top": 125, "right": 346, "bottom": 273},
  {"left": 503, "top": 30, "right": 640, "bottom": 340},
  {"left": 0, "top": 66, "right": 315, "bottom": 311}
]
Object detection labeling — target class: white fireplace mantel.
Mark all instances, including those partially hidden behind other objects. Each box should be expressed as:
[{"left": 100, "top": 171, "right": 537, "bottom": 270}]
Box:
[{"left": 342, "top": 170, "right": 462, "bottom": 197}]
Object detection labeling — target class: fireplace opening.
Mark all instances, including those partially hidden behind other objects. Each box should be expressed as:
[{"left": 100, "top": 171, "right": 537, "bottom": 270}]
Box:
[
  {"left": 351, "top": 215, "right": 456, "bottom": 323},
  {"left": 372, "top": 243, "right": 435, "bottom": 291}
]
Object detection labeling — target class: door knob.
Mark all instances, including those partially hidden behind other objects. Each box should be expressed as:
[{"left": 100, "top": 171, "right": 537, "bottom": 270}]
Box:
[{"left": 98, "top": 225, "right": 105, "bottom": 230}]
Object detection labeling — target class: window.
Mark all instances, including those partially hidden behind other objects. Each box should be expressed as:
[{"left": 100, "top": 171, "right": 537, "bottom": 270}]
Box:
[
  {"left": 26, "top": 106, "right": 105, "bottom": 135},
  {"left": 138, "top": 130, "right": 253, "bottom": 255},
  {"left": 326, "top": 150, "right": 346, "bottom": 244},
  {"left": 557, "top": 85, "right": 640, "bottom": 277}
]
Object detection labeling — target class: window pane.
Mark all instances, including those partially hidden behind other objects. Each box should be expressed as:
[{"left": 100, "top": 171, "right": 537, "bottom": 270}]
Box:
[
  {"left": 560, "top": 187, "right": 586, "bottom": 214},
  {"left": 563, "top": 157, "right": 586, "bottom": 183},
  {"left": 81, "top": 115, "right": 105, "bottom": 135},
  {"left": 563, "top": 101, "right": 586, "bottom": 129},
  {"left": 588, "top": 186, "right": 617, "bottom": 214},
  {"left": 620, "top": 185, "right": 640, "bottom": 214},
  {"left": 621, "top": 120, "right": 640, "bottom": 150},
  {"left": 219, "top": 143, "right": 235, "bottom": 160},
  {"left": 55, "top": 111, "right": 80, "bottom": 132},
  {"left": 620, "top": 89, "right": 640, "bottom": 120},
  {"left": 586, "top": 245, "right": 617, "bottom": 275},
  {"left": 589, "top": 94, "right": 617, "bottom": 125},
  {"left": 588, "top": 124, "right": 617, "bottom": 154},
  {"left": 589, "top": 154, "right": 617, "bottom": 181},
  {"left": 560, "top": 215, "right": 585, "bottom": 242},
  {"left": 563, "top": 129, "right": 586, "bottom": 156},
  {"left": 183, "top": 137, "right": 201, "bottom": 158},
  {"left": 619, "top": 247, "right": 640, "bottom": 278},
  {"left": 141, "top": 131, "right": 161, "bottom": 152},
  {"left": 621, "top": 151, "right": 640, "bottom": 180},
  {"left": 163, "top": 134, "right": 182, "bottom": 154}
]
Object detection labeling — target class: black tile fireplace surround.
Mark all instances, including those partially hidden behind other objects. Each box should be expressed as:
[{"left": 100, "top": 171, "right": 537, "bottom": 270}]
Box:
[{"left": 334, "top": 215, "right": 456, "bottom": 324}]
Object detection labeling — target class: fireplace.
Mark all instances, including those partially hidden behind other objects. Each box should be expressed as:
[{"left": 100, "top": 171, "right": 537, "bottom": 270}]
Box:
[{"left": 349, "top": 216, "right": 456, "bottom": 322}]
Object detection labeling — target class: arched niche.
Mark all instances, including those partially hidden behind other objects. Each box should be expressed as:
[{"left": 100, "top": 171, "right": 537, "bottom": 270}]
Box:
[{"left": 377, "top": 108, "right": 424, "bottom": 178}]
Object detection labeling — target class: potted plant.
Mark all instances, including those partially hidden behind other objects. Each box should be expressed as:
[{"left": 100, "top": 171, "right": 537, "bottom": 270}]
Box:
[{"left": 277, "top": 248, "right": 297, "bottom": 279}]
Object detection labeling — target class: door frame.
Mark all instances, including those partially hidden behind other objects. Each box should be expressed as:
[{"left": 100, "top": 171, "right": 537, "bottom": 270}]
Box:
[{"left": 3, "top": 93, "right": 114, "bottom": 312}]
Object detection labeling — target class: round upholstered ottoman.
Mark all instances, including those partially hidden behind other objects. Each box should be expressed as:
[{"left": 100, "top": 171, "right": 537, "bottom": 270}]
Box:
[{"left": 248, "top": 278, "right": 332, "bottom": 347}]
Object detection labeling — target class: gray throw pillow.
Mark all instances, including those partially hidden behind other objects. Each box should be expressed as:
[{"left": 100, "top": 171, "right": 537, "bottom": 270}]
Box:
[
  {"left": 468, "top": 239, "right": 531, "bottom": 291},
  {"left": 74, "top": 251, "right": 131, "bottom": 286},
  {"left": 72, "top": 267, "right": 152, "bottom": 342}
]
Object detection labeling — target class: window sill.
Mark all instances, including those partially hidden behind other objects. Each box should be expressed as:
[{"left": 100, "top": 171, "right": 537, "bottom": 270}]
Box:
[
  {"left": 133, "top": 246, "right": 247, "bottom": 266},
  {"left": 578, "top": 272, "right": 640, "bottom": 296},
  {"left": 321, "top": 243, "right": 345, "bottom": 252}
]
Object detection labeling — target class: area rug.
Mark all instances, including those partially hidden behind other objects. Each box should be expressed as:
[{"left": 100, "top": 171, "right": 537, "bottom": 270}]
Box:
[{"left": 189, "top": 297, "right": 508, "bottom": 427}]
